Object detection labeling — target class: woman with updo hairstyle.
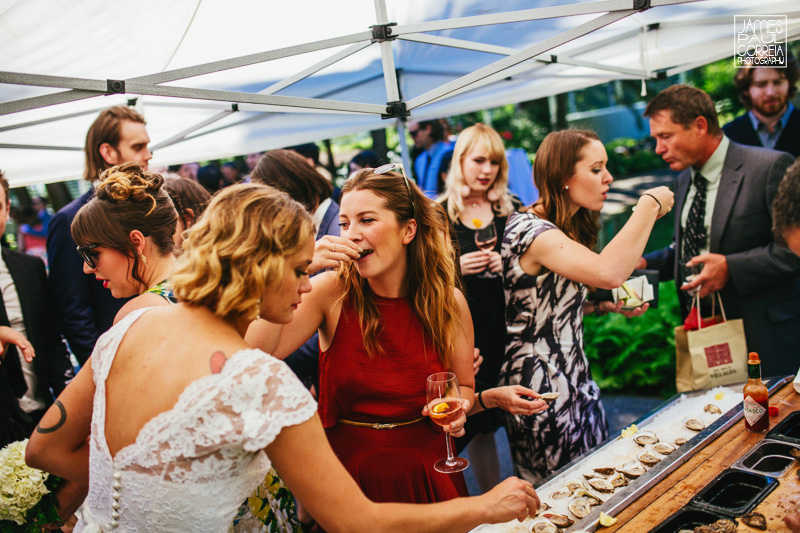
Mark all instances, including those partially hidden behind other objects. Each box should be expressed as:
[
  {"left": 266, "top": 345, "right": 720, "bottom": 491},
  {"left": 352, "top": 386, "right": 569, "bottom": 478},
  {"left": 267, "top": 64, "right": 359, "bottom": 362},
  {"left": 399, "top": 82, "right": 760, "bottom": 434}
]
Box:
[
  {"left": 71, "top": 162, "right": 179, "bottom": 318},
  {"left": 498, "top": 129, "right": 674, "bottom": 483},
  {"left": 437, "top": 123, "right": 529, "bottom": 493},
  {"left": 27, "top": 183, "right": 541, "bottom": 532},
  {"left": 163, "top": 176, "right": 211, "bottom": 247}
]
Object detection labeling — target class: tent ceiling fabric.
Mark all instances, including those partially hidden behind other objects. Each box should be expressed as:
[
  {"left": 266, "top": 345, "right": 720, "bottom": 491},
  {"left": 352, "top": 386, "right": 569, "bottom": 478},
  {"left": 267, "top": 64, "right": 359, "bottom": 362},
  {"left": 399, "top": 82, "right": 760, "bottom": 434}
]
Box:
[{"left": 0, "top": 0, "right": 798, "bottom": 187}]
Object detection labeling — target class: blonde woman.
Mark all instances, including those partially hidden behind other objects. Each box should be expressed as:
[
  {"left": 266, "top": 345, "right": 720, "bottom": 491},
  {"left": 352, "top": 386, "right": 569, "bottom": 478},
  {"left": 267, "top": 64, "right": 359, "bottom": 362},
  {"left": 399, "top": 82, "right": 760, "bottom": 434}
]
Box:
[{"left": 27, "top": 183, "right": 541, "bottom": 531}]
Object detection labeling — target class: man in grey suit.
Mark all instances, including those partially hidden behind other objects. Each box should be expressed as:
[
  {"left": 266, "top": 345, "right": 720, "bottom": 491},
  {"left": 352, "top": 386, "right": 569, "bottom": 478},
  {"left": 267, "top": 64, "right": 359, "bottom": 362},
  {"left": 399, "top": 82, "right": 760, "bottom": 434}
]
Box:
[{"left": 639, "top": 85, "right": 800, "bottom": 378}]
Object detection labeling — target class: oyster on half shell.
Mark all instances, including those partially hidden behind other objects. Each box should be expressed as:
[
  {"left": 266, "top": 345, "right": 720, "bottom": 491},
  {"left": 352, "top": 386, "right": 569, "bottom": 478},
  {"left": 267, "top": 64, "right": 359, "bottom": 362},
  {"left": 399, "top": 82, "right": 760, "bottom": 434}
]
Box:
[
  {"left": 653, "top": 441, "right": 677, "bottom": 455},
  {"left": 573, "top": 488, "right": 602, "bottom": 506},
  {"left": 593, "top": 467, "right": 616, "bottom": 476},
  {"left": 741, "top": 512, "right": 767, "bottom": 530},
  {"left": 633, "top": 430, "right": 658, "bottom": 446},
  {"left": 608, "top": 472, "right": 629, "bottom": 488},
  {"left": 637, "top": 450, "right": 661, "bottom": 466},
  {"left": 587, "top": 477, "right": 615, "bottom": 493},
  {"left": 530, "top": 518, "right": 558, "bottom": 533},
  {"left": 540, "top": 513, "right": 573, "bottom": 528},
  {"left": 540, "top": 392, "right": 559, "bottom": 403},
  {"left": 568, "top": 497, "right": 591, "bottom": 519},
  {"left": 617, "top": 460, "right": 646, "bottom": 478},
  {"left": 583, "top": 471, "right": 607, "bottom": 480},
  {"left": 684, "top": 416, "right": 705, "bottom": 431},
  {"left": 533, "top": 501, "right": 551, "bottom": 516},
  {"left": 550, "top": 487, "right": 572, "bottom": 500},
  {"left": 674, "top": 437, "right": 689, "bottom": 446},
  {"left": 564, "top": 478, "right": 585, "bottom": 492},
  {"left": 704, "top": 403, "right": 722, "bottom": 414}
]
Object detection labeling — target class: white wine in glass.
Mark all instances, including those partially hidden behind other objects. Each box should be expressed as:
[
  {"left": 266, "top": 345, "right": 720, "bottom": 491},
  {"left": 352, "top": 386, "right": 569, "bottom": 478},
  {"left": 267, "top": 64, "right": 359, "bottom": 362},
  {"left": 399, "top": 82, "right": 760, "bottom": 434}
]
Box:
[{"left": 426, "top": 372, "right": 469, "bottom": 474}]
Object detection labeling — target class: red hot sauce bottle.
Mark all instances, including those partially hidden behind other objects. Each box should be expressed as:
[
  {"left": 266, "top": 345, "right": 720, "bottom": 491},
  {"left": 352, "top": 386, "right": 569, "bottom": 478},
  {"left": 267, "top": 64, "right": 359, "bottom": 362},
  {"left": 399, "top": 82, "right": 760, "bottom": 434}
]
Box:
[{"left": 743, "top": 352, "right": 769, "bottom": 433}]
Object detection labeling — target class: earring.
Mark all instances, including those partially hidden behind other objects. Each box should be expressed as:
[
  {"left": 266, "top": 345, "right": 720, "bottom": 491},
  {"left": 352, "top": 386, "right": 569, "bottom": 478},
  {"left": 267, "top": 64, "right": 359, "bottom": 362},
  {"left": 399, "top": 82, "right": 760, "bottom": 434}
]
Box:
[
  {"left": 140, "top": 253, "right": 148, "bottom": 268},
  {"left": 460, "top": 185, "right": 471, "bottom": 198},
  {"left": 256, "top": 298, "right": 262, "bottom": 320},
  {"left": 486, "top": 189, "right": 499, "bottom": 202},
  {"left": 564, "top": 185, "right": 570, "bottom": 191}
]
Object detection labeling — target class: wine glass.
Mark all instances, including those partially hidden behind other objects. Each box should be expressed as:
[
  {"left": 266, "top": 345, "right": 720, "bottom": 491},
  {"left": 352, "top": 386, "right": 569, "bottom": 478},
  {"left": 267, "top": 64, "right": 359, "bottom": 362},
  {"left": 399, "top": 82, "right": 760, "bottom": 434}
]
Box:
[
  {"left": 426, "top": 372, "right": 469, "bottom": 474},
  {"left": 474, "top": 222, "right": 498, "bottom": 278}
]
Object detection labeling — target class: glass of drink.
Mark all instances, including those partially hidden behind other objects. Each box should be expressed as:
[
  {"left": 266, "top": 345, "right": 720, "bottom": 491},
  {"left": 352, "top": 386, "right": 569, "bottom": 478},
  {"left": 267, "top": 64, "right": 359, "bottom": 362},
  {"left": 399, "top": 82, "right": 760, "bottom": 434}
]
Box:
[
  {"left": 474, "top": 222, "right": 498, "bottom": 278},
  {"left": 426, "top": 372, "right": 469, "bottom": 474}
]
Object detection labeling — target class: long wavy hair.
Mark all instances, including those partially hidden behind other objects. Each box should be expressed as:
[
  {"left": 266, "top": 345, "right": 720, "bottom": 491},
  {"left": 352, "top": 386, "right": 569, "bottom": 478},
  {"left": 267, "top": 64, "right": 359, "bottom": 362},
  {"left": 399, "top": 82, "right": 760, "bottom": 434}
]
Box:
[
  {"left": 338, "top": 169, "right": 462, "bottom": 368},
  {"left": 440, "top": 123, "right": 514, "bottom": 222},
  {"left": 171, "top": 183, "right": 314, "bottom": 321},
  {"left": 71, "top": 162, "right": 177, "bottom": 289},
  {"left": 531, "top": 129, "right": 601, "bottom": 249}
]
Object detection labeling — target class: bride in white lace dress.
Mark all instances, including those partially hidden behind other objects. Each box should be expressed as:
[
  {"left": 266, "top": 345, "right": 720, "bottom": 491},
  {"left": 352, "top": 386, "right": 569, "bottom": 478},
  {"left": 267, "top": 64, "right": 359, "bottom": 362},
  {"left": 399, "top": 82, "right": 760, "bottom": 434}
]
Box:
[{"left": 27, "top": 184, "right": 540, "bottom": 532}]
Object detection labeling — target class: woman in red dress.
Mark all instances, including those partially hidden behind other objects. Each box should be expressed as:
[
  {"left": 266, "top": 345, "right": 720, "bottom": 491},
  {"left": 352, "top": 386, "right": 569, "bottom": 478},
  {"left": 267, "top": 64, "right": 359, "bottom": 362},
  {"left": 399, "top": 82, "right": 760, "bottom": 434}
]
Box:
[{"left": 247, "top": 166, "right": 475, "bottom": 503}]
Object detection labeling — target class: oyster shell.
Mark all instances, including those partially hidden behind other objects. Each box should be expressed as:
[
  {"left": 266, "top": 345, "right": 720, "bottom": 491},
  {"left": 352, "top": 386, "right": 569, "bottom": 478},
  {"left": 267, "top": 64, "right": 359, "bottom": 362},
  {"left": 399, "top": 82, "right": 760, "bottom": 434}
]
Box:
[
  {"left": 608, "top": 472, "right": 629, "bottom": 488},
  {"left": 530, "top": 518, "right": 558, "bottom": 533},
  {"left": 573, "top": 488, "right": 603, "bottom": 506},
  {"left": 550, "top": 486, "right": 572, "bottom": 500},
  {"left": 790, "top": 447, "right": 800, "bottom": 459},
  {"left": 533, "top": 501, "right": 551, "bottom": 516},
  {"left": 653, "top": 441, "right": 677, "bottom": 455},
  {"left": 709, "top": 518, "right": 737, "bottom": 533},
  {"left": 684, "top": 416, "right": 705, "bottom": 431},
  {"left": 741, "top": 512, "right": 766, "bottom": 530},
  {"left": 540, "top": 513, "right": 573, "bottom": 528},
  {"left": 568, "top": 497, "right": 591, "bottom": 519},
  {"left": 587, "top": 477, "right": 615, "bottom": 493},
  {"left": 704, "top": 403, "right": 722, "bottom": 414},
  {"left": 637, "top": 450, "right": 661, "bottom": 466},
  {"left": 583, "top": 471, "right": 607, "bottom": 480},
  {"left": 564, "top": 478, "right": 585, "bottom": 492},
  {"left": 674, "top": 437, "right": 689, "bottom": 446},
  {"left": 617, "top": 460, "right": 646, "bottom": 478},
  {"left": 593, "top": 467, "right": 616, "bottom": 476},
  {"left": 540, "top": 392, "right": 559, "bottom": 403},
  {"left": 633, "top": 430, "right": 658, "bottom": 446}
]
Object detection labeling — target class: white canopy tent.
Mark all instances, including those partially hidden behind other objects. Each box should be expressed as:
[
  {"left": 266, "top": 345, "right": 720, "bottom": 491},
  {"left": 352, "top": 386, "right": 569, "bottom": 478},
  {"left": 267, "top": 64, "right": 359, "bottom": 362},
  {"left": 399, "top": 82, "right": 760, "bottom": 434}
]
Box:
[{"left": 1, "top": 0, "right": 798, "bottom": 187}]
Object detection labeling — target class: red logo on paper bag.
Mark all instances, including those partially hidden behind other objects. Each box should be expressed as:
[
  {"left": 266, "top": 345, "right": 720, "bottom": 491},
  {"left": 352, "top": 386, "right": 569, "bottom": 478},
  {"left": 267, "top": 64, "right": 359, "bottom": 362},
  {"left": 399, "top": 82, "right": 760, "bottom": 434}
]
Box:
[{"left": 704, "top": 343, "right": 733, "bottom": 367}]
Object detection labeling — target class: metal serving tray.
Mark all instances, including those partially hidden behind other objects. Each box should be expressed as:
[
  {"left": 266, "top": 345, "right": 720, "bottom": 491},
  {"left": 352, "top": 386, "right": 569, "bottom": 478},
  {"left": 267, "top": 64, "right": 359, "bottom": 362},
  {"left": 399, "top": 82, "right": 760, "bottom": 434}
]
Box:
[{"left": 537, "top": 376, "right": 791, "bottom": 532}]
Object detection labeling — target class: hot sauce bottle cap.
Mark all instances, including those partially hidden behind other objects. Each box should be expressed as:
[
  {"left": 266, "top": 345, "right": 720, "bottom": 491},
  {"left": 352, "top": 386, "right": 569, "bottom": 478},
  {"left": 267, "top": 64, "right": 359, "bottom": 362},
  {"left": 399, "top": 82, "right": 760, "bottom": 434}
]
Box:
[
  {"left": 748, "top": 352, "right": 760, "bottom": 362},
  {"left": 768, "top": 405, "right": 779, "bottom": 417}
]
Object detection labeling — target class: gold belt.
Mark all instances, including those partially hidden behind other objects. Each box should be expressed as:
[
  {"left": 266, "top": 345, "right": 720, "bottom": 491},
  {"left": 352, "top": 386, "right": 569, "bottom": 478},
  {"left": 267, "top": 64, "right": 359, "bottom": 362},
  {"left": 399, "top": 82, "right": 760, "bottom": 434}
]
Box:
[{"left": 338, "top": 417, "right": 424, "bottom": 430}]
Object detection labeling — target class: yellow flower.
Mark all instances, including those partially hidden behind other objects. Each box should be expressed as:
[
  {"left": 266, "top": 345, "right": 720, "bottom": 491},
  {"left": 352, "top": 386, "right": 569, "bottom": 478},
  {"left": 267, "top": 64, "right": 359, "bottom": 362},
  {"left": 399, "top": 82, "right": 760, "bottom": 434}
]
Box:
[{"left": 472, "top": 218, "right": 483, "bottom": 228}]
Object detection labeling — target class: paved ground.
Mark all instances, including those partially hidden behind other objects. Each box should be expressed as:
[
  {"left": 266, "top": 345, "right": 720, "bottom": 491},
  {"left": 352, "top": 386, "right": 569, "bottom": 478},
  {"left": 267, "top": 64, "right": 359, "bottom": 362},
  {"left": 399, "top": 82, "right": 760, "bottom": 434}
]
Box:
[{"left": 461, "top": 394, "right": 665, "bottom": 494}]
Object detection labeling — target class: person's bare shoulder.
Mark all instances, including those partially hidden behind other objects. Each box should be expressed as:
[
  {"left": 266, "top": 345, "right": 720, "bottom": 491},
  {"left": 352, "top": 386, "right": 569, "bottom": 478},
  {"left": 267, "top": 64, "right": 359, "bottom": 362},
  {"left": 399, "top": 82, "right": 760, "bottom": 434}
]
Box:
[{"left": 113, "top": 293, "right": 172, "bottom": 325}]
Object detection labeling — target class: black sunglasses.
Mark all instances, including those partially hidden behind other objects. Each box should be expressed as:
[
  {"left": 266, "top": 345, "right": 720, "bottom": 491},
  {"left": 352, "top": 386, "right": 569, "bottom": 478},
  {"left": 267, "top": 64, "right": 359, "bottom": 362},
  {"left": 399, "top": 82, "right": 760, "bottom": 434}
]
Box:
[
  {"left": 409, "top": 128, "right": 420, "bottom": 137},
  {"left": 76, "top": 243, "right": 100, "bottom": 269},
  {"left": 349, "top": 163, "right": 418, "bottom": 220}
]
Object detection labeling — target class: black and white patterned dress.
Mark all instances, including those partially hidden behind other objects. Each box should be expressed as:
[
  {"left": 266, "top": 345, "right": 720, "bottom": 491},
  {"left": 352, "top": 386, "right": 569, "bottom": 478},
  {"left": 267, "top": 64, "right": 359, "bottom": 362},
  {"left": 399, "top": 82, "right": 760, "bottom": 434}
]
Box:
[{"left": 498, "top": 212, "right": 608, "bottom": 484}]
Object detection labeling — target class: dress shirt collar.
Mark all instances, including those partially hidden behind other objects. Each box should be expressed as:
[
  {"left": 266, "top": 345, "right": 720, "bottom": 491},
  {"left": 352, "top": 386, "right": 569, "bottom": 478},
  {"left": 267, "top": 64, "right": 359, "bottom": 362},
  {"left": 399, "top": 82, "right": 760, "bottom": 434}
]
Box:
[
  {"left": 312, "top": 197, "right": 332, "bottom": 235},
  {"left": 748, "top": 102, "right": 794, "bottom": 133},
  {"left": 692, "top": 135, "right": 729, "bottom": 186}
]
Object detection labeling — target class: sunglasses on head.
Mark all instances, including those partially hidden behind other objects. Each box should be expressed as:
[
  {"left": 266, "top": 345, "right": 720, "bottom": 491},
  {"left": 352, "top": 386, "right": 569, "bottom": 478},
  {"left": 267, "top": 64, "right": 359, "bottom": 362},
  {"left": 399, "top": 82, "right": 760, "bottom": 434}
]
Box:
[
  {"left": 76, "top": 243, "right": 100, "bottom": 269},
  {"left": 348, "top": 163, "right": 417, "bottom": 220}
]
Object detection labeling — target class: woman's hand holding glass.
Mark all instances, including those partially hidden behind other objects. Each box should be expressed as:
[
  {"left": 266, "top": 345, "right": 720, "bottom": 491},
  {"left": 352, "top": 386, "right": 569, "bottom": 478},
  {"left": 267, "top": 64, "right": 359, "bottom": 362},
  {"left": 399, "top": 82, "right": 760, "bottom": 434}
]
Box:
[
  {"left": 425, "top": 372, "right": 470, "bottom": 473},
  {"left": 309, "top": 235, "right": 362, "bottom": 274},
  {"left": 460, "top": 250, "right": 502, "bottom": 276}
]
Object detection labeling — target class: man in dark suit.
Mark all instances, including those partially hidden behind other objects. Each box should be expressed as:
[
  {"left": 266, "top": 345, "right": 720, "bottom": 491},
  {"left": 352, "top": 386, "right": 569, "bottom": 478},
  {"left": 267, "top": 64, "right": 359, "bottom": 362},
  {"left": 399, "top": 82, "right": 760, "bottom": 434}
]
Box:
[
  {"left": 0, "top": 170, "right": 73, "bottom": 445},
  {"left": 46, "top": 106, "right": 151, "bottom": 365},
  {"left": 723, "top": 50, "right": 800, "bottom": 158},
  {"left": 639, "top": 85, "right": 800, "bottom": 378}
]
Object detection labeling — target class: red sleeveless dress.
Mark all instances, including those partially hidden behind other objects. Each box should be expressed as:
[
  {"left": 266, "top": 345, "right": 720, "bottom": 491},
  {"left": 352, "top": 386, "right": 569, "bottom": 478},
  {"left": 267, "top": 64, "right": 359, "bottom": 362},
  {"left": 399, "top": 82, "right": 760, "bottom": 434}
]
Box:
[{"left": 319, "top": 295, "right": 469, "bottom": 503}]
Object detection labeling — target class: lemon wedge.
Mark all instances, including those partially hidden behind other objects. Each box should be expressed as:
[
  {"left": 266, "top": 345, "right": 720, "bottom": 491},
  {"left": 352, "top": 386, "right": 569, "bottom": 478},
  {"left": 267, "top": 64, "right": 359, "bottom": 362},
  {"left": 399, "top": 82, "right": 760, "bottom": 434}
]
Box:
[
  {"left": 599, "top": 512, "right": 617, "bottom": 527},
  {"left": 714, "top": 392, "right": 725, "bottom": 401},
  {"left": 621, "top": 423, "right": 638, "bottom": 439},
  {"left": 472, "top": 218, "right": 483, "bottom": 228},
  {"left": 431, "top": 402, "right": 449, "bottom": 414}
]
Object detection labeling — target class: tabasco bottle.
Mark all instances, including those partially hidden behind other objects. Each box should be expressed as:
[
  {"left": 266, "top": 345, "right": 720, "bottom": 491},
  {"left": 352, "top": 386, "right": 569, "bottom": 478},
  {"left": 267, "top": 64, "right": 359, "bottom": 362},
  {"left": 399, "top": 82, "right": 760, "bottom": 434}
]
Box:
[{"left": 743, "top": 352, "right": 769, "bottom": 433}]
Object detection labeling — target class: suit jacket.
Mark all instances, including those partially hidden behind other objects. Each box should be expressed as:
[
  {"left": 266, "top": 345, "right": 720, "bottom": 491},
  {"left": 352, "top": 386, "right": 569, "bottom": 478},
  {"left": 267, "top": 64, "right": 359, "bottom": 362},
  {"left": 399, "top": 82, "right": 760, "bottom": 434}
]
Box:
[
  {"left": 0, "top": 248, "right": 73, "bottom": 440},
  {"left": 644, "top": 141, "right": 800, "bottom": 377},
  {"left": 46, "top": 189, "right": 129, "bottom": 364},
  {"left": 723, "top": 109, "right": 800, "bottom": 158}
]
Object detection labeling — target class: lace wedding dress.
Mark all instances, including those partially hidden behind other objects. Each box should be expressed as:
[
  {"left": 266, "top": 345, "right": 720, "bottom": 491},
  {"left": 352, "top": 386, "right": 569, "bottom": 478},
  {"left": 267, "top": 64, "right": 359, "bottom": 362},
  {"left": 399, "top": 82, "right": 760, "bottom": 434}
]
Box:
[{"left": 75, "top": 308, "right": 317, "bottom": 532}]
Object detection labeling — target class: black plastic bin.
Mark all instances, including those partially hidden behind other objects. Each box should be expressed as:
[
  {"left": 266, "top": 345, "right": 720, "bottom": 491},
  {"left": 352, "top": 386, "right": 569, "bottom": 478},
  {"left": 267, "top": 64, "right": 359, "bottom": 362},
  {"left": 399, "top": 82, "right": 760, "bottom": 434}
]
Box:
[
  {"left": 767, "top": 410, "right": 800, "bottom": 445},
  {"left": 690, "top": 469, "right": 778, "bottom": 516},
  {"left": 649, "top": 507, "right": 731, "bottom": 533},
  {"left": 738, "top": 440, "right": 799, "bottom": 477}
]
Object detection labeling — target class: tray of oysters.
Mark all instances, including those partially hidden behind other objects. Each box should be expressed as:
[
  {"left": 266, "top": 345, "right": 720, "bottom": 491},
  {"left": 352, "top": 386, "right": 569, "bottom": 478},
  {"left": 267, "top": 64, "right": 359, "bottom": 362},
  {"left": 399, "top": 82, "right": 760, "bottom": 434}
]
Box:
[{"left": 472, "top": 385, "right": 750, "bottom": 533}]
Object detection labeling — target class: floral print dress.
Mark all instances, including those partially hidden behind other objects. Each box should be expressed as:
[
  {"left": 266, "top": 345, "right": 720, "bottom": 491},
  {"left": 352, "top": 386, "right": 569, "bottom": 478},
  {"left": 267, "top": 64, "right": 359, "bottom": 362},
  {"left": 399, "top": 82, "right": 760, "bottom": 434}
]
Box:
[{"left": 498, "top": 212, "right": 608, "bottom": 484}]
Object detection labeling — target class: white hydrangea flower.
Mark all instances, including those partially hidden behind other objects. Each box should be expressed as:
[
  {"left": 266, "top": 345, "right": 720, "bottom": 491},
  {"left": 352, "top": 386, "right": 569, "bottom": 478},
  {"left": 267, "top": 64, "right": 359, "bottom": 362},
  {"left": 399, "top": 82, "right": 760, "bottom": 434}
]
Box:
[{"left": 0, "top": 440, "right": 50, "bottom": 525}]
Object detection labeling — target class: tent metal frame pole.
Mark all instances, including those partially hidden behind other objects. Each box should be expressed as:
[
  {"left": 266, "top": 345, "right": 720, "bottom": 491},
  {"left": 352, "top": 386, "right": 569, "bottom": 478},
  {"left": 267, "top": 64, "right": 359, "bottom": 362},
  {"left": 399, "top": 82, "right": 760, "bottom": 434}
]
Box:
[
  {"left": 129, "top": 31, "right": 373, "bottom": 85},
  {"left": 0, "top": 105, "right": 109, "bottom": 133},
  {"left": 0, "top": 143, "right": 81, "bottom": 151},
  {"left": 374, "top": 0, "right": 401, "bottom": 104},
  {"left": 406, "top": 10, "right": 634, "bottom": 111},
  {"left": 0, "top": 90, "right": 99, "bottom": 116},
  {"left": 392, "top": 0, "right": 645, "bottom": 35},
  {"left": 150, "top": 108, "right": 237, "bottom": 151},
  {"left": 395, "top": 119, "right": 413, "bottom": 177}
]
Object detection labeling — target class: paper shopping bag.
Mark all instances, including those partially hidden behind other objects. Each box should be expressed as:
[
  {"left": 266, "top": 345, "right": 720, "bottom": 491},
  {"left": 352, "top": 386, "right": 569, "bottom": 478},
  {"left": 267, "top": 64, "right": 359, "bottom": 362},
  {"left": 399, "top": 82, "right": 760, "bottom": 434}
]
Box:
[{"left": 675, "top": 293, "right": 748, "bottom": 392}]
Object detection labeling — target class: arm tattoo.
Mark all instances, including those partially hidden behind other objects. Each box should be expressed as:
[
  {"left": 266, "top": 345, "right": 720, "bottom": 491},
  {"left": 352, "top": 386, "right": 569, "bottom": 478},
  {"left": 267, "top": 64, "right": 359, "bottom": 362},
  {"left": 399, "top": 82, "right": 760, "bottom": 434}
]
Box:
[
  {"left": 210, "top": 351, "right": 227, "bottom": 374},
  {"left": 36, "top": 400, "right": 67, "bottom": 433}
]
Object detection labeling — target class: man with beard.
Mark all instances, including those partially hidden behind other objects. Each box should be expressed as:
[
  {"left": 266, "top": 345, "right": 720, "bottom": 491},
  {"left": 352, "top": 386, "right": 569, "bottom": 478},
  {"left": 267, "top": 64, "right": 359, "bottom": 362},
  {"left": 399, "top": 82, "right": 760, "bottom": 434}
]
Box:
[{"left": 723, "top": 49, "right": 800, "bottom": 157}]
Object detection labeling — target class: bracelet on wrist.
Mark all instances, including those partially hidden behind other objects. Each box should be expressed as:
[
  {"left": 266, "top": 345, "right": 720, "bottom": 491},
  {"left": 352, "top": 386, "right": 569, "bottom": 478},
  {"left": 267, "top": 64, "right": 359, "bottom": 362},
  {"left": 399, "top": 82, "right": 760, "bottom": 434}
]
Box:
[
  {"left": 478, "top": 390, "right": 489, "bottom": 410},
  {"left": 640, "top": 192, "right": 663, "bottom": 214},
  {"left": 594, "top": 301, "right": 608, "bottom": 317}
]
